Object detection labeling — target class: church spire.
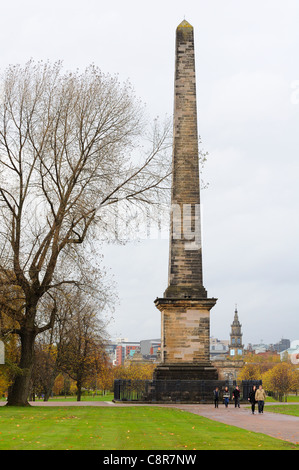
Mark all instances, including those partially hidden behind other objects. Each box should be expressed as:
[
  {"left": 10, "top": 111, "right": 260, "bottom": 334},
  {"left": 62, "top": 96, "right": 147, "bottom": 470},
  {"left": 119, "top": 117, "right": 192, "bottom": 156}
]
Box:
[
  {"left": 233, "top": 305, "right": 240, "bottom": 324},
  {"left": 229, "top": 306, "right": 244, "bottom": 357}
]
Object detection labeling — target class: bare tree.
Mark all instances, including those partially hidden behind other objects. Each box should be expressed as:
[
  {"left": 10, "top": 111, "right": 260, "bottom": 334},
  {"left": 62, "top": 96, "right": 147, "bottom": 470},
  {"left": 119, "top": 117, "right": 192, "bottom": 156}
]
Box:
[
  {"left": 30, "top": 285, "right": 109, "bottom": 402},
  {"left": 0, "top": 60, "right": 171, "bottom": 405},
  {"left": 56, "top": 290, "right": 107, "bottom": 401}
]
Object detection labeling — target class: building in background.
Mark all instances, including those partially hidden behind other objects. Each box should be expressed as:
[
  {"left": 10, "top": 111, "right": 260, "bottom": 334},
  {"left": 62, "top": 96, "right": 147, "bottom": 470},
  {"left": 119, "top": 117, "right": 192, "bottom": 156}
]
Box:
[
  {"left": 273, "top": 338, "right": 291, "bottom": 353},
  {"left": 210, "top": 337, "right": 229, "bottom": 361},
  {"left": 115, "top": 341, "right": 140, "bottom": 366},
  {"left": 228, "top": 306, "right": 244, "bottom": 357},
  {"left": 211, "top": 307, "right": 244, "bottom": 380},
  {"left": 140, "top": 339, "right": 161, "bottom": 359},
  {"left": 106, "top": 338, "right": 161, "bottom": 366},
  {"left": 247, "top": 338, "right": 291, "bottom": 354}
]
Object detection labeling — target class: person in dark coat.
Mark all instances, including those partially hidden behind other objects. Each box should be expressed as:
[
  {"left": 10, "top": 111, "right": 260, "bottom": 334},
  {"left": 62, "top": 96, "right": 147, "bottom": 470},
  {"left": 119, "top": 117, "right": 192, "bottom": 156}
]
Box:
[
  {"left": 232, "top": 385, "right": 241, "bottom": 408},
  {"left": 248, "top": 385, "right": 257, "bottom": 414},
  {"left": 213, "top": 387, "right": 219, "bottom": 408}
]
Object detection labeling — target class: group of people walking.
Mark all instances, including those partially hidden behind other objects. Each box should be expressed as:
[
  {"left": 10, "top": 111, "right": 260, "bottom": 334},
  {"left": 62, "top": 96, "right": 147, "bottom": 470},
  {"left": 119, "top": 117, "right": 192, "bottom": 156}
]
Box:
[{"left": 213, "top": 384, "right": 266, "bottom": 414}]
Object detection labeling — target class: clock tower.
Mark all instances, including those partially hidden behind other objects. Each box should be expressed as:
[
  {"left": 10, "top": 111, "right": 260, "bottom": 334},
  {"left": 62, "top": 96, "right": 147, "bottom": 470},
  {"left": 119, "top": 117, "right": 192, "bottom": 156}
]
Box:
[{"left": 229, "top": 306, "right": 244, "bottom": 357}]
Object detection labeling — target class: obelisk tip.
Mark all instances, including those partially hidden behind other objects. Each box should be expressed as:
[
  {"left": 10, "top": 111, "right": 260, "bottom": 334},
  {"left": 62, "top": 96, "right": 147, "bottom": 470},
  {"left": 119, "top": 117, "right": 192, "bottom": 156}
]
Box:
[{"left": 177, "top": 19, "right": 193, "bottom": 29}]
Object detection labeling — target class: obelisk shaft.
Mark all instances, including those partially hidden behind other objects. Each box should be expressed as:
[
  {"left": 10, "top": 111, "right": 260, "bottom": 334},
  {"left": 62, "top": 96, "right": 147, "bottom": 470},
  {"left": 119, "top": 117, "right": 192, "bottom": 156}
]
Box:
[
  {"left": 154, "top": 21, "right": 218, "bottom": 380},
  {"left": 164, "top": 20, "right": 207, "bottom": 299}
]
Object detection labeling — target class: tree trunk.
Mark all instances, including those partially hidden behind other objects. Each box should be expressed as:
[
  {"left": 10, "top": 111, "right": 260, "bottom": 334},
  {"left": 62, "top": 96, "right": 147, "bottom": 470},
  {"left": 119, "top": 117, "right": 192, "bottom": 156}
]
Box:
[
  {"left": 6, "top": 328, "right": 36, "bottom": 406},
  {"left": 76, "top": 379, "right": 82, "bottom": 401},
  {"left": 43, "top": 368, "right": 58, "bottom": 401}
]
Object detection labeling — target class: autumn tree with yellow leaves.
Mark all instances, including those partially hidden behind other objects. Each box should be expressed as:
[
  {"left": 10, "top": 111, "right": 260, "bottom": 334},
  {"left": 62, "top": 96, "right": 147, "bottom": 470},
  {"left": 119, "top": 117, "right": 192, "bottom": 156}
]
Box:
[
  {"left": 237, "top": 352, "right": 280, "bottom": 382},
  {"left": 262, "top": 362, "right": 299, "bottom": 402}
]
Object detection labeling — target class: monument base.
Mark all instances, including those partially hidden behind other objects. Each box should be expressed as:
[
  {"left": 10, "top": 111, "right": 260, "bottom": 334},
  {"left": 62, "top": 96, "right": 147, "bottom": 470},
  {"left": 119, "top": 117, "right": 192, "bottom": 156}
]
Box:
[{"left": 153, "top": 362, "right": 219, "bottom": 381}]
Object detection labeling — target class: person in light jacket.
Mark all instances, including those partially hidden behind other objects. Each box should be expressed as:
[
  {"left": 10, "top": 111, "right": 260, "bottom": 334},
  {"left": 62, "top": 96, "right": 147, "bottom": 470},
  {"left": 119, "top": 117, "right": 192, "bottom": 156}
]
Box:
[{"left": 255, "top": 385, "right": 266, "bottom": 413}]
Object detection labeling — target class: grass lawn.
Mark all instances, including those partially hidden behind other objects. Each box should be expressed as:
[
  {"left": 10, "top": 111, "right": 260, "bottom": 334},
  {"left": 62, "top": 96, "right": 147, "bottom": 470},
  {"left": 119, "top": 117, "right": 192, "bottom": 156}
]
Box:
[
  {"left": 0, "top": 406, "right": 298, "bottom": 450},
  {"left": 266, "top": 396, "right": 299, "bottom": 403},
  {"left": 265, "top": 405, "right": 299, "bottom": 417},
  {"left": 29, "top": 393, "right": 114, "bottom": 402}
]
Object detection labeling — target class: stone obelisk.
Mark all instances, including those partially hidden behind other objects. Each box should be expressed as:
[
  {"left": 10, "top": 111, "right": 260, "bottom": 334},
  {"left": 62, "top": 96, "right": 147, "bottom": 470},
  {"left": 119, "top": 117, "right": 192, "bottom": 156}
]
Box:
[{"left": 154, "top": 20, "right": 218, "bottom": 381}]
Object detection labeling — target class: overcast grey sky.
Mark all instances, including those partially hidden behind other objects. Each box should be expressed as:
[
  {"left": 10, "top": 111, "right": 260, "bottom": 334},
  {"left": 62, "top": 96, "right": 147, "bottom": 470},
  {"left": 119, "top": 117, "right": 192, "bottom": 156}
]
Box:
[{"left": 1, "top": 0, "right": 298, "bottom": 346}]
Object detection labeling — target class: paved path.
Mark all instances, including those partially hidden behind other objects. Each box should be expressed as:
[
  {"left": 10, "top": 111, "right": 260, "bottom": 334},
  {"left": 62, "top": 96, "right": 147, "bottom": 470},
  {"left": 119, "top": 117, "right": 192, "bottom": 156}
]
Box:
[
  {"left": 169, "top": 403, "right": 299, "bottom": 445},
  {"left": 3, "top": 400, "right": 299, "bottom": 445}
]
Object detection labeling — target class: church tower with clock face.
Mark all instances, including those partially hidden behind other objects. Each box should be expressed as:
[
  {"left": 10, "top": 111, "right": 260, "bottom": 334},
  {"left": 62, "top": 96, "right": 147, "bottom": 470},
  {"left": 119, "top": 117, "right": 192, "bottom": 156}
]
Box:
[{"left": 229, "top": 306, "right": 244, "bottom": 357}]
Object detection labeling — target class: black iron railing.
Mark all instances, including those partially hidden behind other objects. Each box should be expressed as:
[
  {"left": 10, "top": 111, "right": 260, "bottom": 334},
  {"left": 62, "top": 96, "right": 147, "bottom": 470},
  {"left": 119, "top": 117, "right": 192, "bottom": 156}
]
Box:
[{"left": 114, "top": 379, "right": 262, "bottom": 403}]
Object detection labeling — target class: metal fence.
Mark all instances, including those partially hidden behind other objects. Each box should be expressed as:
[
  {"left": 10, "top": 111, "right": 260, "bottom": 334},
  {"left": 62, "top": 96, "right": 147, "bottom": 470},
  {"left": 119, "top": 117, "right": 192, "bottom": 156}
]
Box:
[{"left": 114, "top": 379, "right": 262, "bottom": 403}]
